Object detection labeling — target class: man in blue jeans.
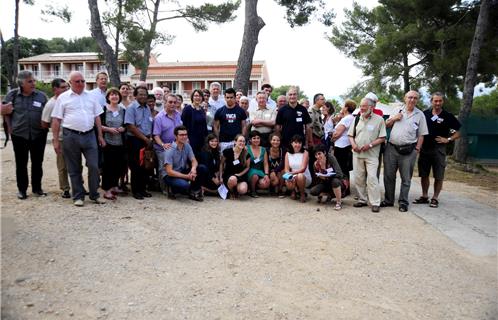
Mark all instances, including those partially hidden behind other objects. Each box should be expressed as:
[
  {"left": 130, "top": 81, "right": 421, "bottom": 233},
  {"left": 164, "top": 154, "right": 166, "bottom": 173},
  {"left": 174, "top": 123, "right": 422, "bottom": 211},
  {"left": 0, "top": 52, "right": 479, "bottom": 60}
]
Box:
[{"left": 162, "top": 125, "right": 206, "bottom": 201}]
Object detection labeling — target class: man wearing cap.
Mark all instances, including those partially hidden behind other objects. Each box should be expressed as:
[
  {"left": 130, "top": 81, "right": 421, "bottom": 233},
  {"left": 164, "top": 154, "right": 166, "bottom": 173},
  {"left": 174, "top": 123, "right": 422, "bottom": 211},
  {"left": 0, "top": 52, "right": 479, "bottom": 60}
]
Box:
[
  {"left": 381, "top": 90, "right": 428, "bottom": 212},
  {"left": 413, "top": 92, "right": 461, "bottom": 208}
]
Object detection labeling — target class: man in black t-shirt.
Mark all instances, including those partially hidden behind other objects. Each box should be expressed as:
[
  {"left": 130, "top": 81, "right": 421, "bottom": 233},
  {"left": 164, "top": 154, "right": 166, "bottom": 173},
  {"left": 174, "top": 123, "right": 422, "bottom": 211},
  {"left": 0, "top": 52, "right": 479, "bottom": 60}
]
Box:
[
  {"left": 275, "top": 86, "right": 312, "bottom": 150},
  {"left": 213, "top": 88, "right": 247, "bottom": 151},
  {"left": 413, "top": 92, "right": 461, "bottom": 208}
]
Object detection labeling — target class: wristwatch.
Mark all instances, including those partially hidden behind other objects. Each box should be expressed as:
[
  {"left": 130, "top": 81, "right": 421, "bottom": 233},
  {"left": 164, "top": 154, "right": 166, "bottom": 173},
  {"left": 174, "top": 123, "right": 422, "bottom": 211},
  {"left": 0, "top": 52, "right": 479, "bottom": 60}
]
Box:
[{"left": 447, "top": 137, "right": 452, "bottom": 142}]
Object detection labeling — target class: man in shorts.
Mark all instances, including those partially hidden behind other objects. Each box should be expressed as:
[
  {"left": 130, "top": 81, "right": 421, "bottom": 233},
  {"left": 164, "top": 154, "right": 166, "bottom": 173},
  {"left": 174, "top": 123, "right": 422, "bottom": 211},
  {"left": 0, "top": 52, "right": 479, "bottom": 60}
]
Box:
[{"left": 413, "top": 92, "right": 461, "bottom": 208}]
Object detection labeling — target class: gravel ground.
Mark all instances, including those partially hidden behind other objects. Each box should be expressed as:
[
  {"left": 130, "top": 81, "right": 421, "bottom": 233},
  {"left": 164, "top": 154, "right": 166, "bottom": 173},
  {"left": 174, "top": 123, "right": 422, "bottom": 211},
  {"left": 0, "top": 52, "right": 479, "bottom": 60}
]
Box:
[{"left": 1, "top": 145, "right": 497, "bottom": 319}]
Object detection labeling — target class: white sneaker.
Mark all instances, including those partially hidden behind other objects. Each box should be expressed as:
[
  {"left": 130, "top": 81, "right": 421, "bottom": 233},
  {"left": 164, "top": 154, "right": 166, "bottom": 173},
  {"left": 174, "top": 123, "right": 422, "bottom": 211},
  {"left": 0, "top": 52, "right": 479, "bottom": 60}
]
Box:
[{"left": 74, "top": 199, "right": 84, "bottom": 207}]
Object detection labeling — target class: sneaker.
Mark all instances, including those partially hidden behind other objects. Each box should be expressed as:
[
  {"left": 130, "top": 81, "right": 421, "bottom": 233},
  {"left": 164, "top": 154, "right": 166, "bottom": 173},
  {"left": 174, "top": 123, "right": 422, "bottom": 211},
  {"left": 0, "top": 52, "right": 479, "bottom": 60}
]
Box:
[
  {"left": 399, "top": 204, "right": 408, "bottom": 212},
  {"left": 371, "top": 205, "right": 380, "bottom": 213},
  {"left": 189, "top": 191, "right": 203, "bottom": 202},
  {"left": 61, "top": 190, "right": 71, "bottom": 198},
  {"left": 74, "top": 199, "right": 84, "bottom": 207},
  {"left": 90, "top": 198, "right": 106, "bottom": 204},
  {"left": 249, "top": 192, "right": 259, "bottom": 198},
  {"left": 17, "top": 191, "right": 28, "bottom": 200}
]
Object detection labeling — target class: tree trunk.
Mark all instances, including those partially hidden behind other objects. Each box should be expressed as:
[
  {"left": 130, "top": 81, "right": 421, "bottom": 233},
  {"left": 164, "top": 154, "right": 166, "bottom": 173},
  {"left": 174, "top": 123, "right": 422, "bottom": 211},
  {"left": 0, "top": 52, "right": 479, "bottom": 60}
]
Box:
[
  {"left": 233, "top": 0, "right": 265, "bottom": 95},
  {"left": 88, "top": 0, "right": 121, "bottom": 86},
  {"left": 453, "top": 0, "right": 491, "bottom": 163},
  {"left": 402, "top": 51, "right": 410, "bottom": 93},
  {"left": 11, "top": 0, "right": 20, "bottom": 89},
  {"left": 139, "top": 0, "right": 161, "bottom": 82}
]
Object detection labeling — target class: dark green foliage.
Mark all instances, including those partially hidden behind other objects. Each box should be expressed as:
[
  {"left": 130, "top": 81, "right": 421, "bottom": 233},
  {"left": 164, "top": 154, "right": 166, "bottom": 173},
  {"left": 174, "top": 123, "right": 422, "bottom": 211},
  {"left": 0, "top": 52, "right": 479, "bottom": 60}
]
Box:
[
  {"left": 270, "top": 85, "right": 308, "bottom": 101},
  {"left": 330, "top": 0, "right": 498, "bottom": 98},
  {"left": 181, "top": 1, "right": 240, "bottom": 31},
  {"left": 276, "top": 0, "right": 334, "bottom": 27},
  {"left": 472, "top": 88, "right": 498, "bottom": 117}
]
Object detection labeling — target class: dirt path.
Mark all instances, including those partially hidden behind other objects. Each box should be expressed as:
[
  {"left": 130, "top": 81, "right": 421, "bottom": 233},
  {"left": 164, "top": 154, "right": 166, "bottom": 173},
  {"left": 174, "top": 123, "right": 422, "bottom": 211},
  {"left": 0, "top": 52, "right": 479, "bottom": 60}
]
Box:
[{"left": 1, "top": 145, "right": 497, "bottom": 319}]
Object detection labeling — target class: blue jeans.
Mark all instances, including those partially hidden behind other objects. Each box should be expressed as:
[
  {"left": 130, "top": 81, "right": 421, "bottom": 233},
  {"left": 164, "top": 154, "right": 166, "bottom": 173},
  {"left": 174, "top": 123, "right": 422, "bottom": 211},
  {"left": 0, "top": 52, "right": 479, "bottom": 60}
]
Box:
[{"left": 163, "top": 165, "right": 207, "bottom": 195}]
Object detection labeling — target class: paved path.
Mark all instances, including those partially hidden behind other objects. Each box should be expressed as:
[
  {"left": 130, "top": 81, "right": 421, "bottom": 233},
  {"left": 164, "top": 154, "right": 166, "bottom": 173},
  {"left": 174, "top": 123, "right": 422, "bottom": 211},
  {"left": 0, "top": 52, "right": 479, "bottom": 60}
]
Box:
[{"left": 407, "top": 180, "right": 497, "bottom": 256}]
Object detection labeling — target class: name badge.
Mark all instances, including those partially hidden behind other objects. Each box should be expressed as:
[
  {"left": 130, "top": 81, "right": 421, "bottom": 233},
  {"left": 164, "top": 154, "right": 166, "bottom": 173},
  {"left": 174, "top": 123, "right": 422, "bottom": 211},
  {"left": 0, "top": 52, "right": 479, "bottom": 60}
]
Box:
[
  {"left": 431, "top": 115, "right": 438, "bottom": 122},
  {"left": 254, "top": 158, "right": 260, "bottom": 164},
  {"left": 436, "top": 118, "right": 444, "bottom": 124},
  {"left": 149, "top": 116, "right": 153, "bottom": 122},
  {"left": 232, "top": 159, "right": 240, "bottom": 165},
  {"left": 296, "top": 117, "right": 302, "bottom": 122},
  {"left": 112, "top": 111, "right": 119, "bottom": 117},
  {"left": 228, "top": 120, "right": 234, "bottom": 123},
  {"left": 412, "top": 122, "right": 419, "bottom": 130},
  {"left": 33, "top": 101, "right": 42, "bottom": 108},
  {"left": 367, "top": 124, "right": 374, "bottom": 131}
]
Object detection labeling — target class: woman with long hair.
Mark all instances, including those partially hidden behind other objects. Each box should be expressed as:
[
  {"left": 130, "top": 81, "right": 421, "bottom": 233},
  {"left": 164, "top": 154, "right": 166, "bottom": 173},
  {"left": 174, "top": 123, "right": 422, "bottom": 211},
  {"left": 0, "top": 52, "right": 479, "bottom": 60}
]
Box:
[
  {"left": 247, "top": 131, "right": 270, "bottom": 197},
  {"left": 199, "top": 133, "right": 222, "bottom": 194},
  {"left": 220, "top": 134, "right": 250, "bottom": 199},
  {"left": 283, "top": 134, "right": 312, "bottom": 203},
  {"left": 267, "top": 132, "right": 286, "bottom": 197}
]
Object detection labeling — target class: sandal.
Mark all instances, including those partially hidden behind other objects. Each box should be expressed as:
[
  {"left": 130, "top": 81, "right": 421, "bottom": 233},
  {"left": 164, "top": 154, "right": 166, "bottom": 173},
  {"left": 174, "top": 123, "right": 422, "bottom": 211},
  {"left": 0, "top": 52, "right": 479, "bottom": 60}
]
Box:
[
  {"left": 334, "top": 201, "right": 342, "bottom": 211},
  {"left": 103, "top": 194, "right": 116, "bottom": 201},
  {"left": 430, "top": 198, "right": 439, "bottom": 208},
  {"left": 413, "top": 196, "right": 429, "bottom": 204},
  {"left": 290, "top": 191, "right": 297, "bottom": 200}
]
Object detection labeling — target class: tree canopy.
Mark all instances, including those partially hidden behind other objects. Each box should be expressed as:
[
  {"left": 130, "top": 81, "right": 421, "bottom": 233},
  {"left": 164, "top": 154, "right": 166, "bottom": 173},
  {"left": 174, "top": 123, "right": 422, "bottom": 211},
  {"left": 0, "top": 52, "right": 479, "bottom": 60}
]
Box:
[{"left": 329, "top": 0, "right": 498, "bottom": 99}]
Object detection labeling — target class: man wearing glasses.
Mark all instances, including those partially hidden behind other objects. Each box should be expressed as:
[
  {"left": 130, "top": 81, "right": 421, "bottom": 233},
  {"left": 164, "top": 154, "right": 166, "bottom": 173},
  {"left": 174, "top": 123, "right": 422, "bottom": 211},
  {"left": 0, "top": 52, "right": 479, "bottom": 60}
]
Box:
[
  {"left": 1, "top": 70, "right": 49, "bottom": 199},
  {"left": 51, "top": 71, "right": 106, "bottom": 206},
  {"left": 41, "top": 78, "right": 71, "bottom": 198},
  {"left": 381, "top": 90, "right": 428, "bottom": 212}
]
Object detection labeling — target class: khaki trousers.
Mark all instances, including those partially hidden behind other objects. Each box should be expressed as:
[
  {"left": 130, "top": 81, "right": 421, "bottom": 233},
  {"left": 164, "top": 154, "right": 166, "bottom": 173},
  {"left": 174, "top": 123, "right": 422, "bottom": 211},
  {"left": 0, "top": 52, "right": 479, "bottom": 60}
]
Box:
[
  {"left": 352, "top": 155, "right": 381, "bottom": 206},
  {"left": 56, "top": 140, "right": 70, "bottom": 192}
]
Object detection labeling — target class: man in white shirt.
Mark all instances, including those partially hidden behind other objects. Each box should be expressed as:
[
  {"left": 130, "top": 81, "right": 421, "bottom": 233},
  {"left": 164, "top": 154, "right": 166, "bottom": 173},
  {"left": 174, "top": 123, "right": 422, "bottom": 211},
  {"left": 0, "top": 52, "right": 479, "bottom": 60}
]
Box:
[
  {"left": 208, "top": 82, "right": 225, "bottom": 111},
  {"left": 248, "top": 83, "right": 276, "bottom": 113},
  {"left": 51, "top": 71, "right": 106, "bottom": 206},
  {"left": 249, "top": 91, "right": 276, "bottom": 147},
  {"left": 89, "top": 71, "right": 108, "bottom": 107}
]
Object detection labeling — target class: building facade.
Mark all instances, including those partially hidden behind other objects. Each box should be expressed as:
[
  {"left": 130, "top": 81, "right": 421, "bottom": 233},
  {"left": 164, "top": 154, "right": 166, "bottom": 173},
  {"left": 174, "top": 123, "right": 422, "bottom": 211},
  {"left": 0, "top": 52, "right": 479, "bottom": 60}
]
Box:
[{"left": 18, "top": 53, "right": 270, "bottom": 100}]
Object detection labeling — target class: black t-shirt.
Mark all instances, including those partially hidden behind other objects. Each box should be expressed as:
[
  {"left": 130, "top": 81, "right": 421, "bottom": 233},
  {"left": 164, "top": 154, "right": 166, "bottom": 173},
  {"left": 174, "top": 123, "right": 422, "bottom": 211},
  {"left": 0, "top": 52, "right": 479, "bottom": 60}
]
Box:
[
  {"left": 214, "top": 105, "right": 247, "bottom": 142},
  {"left": 422, "top": 108, "right": 461, "bottom": 149},
  {"left": 275, "top": 104, "right": 312, "bottom": 148}
]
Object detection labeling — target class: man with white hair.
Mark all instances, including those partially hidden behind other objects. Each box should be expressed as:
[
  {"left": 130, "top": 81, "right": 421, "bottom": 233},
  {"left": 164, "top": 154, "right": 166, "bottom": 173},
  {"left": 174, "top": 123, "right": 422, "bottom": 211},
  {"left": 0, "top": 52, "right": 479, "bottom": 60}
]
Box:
[
  {"left": 348, "top": 97, "right": 386, "bottom": 212},
  {"left": 152, "top": 87, "right": 164, "bottom": 113},
  {"left": 208, "top": 82, "right": 225, "bottom": 111},
  {"left": 52, "top": 71, "right": 107, "bottom": 206},
  {"left": 1, "top": 70, "right": 49, "bottom": 199},
  {"left": 381, "top": 90, "right": 428, "bottom": 212}
]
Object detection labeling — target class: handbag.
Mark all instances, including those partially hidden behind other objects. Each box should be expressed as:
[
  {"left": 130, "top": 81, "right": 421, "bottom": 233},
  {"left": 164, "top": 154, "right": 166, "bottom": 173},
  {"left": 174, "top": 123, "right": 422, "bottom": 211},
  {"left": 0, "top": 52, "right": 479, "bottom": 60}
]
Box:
[{"left": 140, "top": 147, "right": 157, "bottom": 171}]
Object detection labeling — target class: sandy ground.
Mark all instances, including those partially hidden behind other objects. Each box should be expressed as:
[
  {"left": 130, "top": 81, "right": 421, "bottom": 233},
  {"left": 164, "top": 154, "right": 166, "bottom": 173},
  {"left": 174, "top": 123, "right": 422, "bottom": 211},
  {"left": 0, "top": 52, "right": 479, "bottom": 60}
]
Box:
[{"left": 1, "top": 144, "right": 497, "bottom": 319}]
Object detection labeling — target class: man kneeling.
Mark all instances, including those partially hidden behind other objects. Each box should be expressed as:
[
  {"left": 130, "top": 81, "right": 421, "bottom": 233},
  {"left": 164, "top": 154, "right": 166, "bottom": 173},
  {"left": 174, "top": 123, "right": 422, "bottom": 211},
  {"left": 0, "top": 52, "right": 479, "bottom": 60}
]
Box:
[{"left": 163, "top": 125, "right": 206, "bottom": 201}]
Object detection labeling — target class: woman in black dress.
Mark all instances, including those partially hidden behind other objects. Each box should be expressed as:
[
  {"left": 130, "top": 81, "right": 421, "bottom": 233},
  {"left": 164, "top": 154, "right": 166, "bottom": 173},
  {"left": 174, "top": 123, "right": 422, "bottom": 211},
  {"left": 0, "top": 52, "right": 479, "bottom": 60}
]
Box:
[
  {"left": 267, "top": 133, "right": 286, "bottom": 197},
  {"left": 181, "top": 89, "right": 208, "bottom": 157}
]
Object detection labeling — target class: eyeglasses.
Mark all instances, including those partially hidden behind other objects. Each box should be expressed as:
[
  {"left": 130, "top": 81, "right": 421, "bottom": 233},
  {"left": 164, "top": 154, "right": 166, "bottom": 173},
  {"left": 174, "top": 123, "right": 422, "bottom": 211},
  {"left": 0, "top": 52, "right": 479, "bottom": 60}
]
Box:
[{"left": 73, "top": 80, "right": 85, "bottom": 84}]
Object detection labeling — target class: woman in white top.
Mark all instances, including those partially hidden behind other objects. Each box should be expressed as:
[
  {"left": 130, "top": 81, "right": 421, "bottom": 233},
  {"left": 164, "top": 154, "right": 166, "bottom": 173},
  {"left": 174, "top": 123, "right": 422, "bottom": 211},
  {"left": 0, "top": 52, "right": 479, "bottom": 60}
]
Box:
[
  {"left": 284, "top": 134, "right": 312, "bottom": 202},
  {"left": 332, "top": 99, "right": 357, "bottom": 177},
  {"left": 321, "top": 101, "right": 335, "bottom": 152}
]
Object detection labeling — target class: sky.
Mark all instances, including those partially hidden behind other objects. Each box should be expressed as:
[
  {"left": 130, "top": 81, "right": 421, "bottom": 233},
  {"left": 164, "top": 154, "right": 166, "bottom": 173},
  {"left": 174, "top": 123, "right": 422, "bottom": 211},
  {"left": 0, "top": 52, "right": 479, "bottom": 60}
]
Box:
[{"left": 0, "top": 0, "right": 379, "bottom": 99}]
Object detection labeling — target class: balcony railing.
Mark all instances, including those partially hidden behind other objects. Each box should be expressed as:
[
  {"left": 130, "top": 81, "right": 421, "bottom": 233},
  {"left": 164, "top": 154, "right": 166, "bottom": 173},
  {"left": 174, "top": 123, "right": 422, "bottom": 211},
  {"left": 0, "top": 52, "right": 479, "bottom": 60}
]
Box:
[{"left": 28, "top": 70, "right": 130, "bottom": 82}]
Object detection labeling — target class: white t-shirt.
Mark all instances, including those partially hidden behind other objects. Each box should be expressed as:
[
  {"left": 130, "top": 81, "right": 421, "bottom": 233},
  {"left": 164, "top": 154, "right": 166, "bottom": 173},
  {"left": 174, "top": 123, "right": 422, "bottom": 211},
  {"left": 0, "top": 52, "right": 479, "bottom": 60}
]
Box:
[
  {"left": 334, "top": 114, "right": 354, "bottom": 148},
  {"left": 323, "top": 117, "right": 334, "bottom": 139}
]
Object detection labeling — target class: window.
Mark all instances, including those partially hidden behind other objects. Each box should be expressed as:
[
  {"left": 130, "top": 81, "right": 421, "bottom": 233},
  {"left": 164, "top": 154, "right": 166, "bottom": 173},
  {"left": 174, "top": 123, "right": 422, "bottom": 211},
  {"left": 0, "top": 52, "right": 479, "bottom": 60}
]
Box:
[
  {"left": 192, "top": 81, "right": 201, "bottom": 90},
  {"left": 54, "top": 64, "right": 60, "bottom": 76},
  {"left": 120, "top": 63, "right": 128, "bottom": 76}
]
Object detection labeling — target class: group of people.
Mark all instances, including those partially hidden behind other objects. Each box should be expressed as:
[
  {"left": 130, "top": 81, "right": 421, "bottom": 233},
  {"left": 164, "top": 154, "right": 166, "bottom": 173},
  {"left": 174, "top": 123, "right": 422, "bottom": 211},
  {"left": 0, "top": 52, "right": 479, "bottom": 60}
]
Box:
[{"left": 1, "top": 70, "right": 461, "bottom": 212}]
